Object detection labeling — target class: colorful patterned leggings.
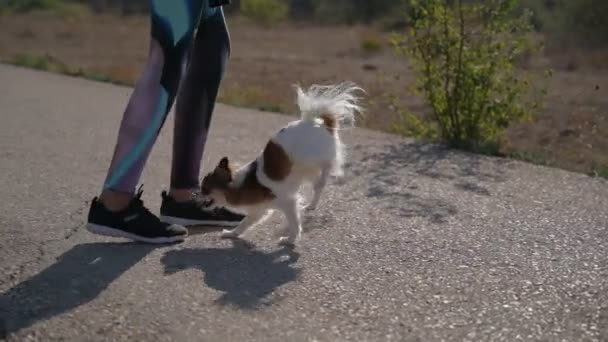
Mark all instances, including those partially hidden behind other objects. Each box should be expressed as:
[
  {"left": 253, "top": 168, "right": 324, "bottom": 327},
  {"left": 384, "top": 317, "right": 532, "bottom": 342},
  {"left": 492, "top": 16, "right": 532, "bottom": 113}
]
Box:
[{"left": 103, "top": 0, "right": 230, "bottom": 193}]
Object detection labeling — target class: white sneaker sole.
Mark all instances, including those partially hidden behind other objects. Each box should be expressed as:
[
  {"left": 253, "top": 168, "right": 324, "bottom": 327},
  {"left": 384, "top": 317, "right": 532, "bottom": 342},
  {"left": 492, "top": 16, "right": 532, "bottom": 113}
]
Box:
[
  {"left": 159, "top": 215, "right": 241, "bottom": 227},
  {"left": 86, "top": 223, "right": 186, "bottom": 244}
]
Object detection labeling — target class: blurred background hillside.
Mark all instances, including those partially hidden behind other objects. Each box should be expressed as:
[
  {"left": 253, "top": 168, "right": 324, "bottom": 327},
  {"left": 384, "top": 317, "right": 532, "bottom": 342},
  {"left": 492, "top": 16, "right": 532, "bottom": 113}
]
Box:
[{"left": 0, "top": 0, "right": 606, "bottom": 177}]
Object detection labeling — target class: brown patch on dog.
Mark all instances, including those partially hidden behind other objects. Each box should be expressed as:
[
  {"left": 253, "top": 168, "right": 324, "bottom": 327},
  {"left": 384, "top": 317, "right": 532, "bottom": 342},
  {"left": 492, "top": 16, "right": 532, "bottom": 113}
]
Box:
[
  {"left": 263, "top": 140, "right": 292, "bottom": 181},
  {"left": 225, "top": 161, "right": 275, "bottom": 206},
  {"left": 320, "top": 113, "right": 337, "bottom": 134},
  {"left": 201, "top": 158, "right": 275, "bottom": 207}
]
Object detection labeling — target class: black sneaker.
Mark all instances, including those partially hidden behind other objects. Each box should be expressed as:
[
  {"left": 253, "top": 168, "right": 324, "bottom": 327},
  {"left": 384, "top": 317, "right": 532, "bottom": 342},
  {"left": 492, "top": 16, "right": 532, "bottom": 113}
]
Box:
[
  {"left": 159, "top": 191, "right": 245, "bottom": 227},
  {"left": 86, "top": 186, "right": 188, "bottom": 244}
]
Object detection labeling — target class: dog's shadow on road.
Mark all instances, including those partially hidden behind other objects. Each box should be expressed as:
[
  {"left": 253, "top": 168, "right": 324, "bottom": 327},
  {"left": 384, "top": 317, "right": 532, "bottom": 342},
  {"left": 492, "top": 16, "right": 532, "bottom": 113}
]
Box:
[
  {"left": 0, "top": 242, "right": 157, "bottom": 339},
  {"left": 161, "top": 240, "right": 301, "bottom": 310}
]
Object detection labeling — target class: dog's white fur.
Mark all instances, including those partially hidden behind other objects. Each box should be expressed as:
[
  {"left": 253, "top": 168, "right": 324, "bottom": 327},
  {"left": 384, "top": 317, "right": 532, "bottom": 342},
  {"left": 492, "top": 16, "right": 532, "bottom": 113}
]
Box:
[{"left": 215, "top": 82, "right": 364, "bottom": 246}]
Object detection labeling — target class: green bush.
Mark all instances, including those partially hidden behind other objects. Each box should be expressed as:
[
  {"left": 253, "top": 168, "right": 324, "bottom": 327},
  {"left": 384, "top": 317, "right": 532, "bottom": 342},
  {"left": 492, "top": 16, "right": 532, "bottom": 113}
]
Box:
[
  {"left": 310, "top": 0, "right": 409, "bottom": 25},
  {"left": 518, "top": 0, "right": 608, "bottom": 49},
  {"left": 10, "top": 53, "right": 70, "bottom": 73},
  {"left": 1, "top": 0, "right": 63, "bottom": 12},
  {"left": 360, "top": 36, "right": 384, "bottom": 55},
  {"left": 390, "top": 0, "right": 549, "bottom": 152},
  {"left": 241, "top": 0, "right": 288, "bottom": 27},
  {"left": 0, "top": 0, "right": 89, "bottom": 17},
  {"left": 558, "top": 0, "right": 608, "bottom": 48}
]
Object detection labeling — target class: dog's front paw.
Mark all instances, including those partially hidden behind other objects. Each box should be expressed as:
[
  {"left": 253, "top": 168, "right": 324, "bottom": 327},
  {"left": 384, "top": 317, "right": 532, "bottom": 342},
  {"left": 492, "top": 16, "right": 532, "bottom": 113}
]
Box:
[
  {"left": 278, "top": 236, "right": 296, "bottom": 246},
  {"left": 304, "top": 203, "right": 318, "bottom": 212},
  {"left": 221, "top": 229, "right": 239, "bottom": 239}
]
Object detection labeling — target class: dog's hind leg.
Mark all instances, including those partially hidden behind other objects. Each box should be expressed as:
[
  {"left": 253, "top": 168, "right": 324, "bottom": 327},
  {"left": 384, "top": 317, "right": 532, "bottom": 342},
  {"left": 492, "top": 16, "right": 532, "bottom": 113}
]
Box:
[{"left": 305, "top": 164, "right": 331, "bottom": 211}]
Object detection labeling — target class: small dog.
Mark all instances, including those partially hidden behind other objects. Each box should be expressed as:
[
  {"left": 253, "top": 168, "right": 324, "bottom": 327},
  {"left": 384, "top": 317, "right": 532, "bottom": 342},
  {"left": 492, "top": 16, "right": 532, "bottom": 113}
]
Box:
[{"left": 200, "top": 82, "right": 364, "bottom": 246}]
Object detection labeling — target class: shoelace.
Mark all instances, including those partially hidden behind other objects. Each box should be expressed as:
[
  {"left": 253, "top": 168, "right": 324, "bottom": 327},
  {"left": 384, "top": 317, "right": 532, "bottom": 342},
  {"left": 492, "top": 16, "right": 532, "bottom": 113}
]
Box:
[
  {"left": 191, "top": 191, "right": 215, "bottom": 209},
  {"left": 189, "top": 191, "right": 228, "bottom": 216},
  {"left": 131, "top": 185, "right": 163, "bottom": 225}
]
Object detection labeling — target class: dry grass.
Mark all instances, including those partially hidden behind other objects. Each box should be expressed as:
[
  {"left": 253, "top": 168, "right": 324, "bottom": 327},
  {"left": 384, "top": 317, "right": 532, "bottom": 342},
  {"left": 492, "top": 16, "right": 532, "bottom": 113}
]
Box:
[{"left": 0, "top": 12, "right": 606, "bottom": 177}]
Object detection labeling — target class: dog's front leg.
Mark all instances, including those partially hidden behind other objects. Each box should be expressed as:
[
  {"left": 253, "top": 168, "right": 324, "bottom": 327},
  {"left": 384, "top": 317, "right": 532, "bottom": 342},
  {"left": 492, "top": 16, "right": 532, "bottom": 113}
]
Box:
[
  {"left": 278, "top": 198, "right": 302, "bottom": 246},
  {"left": 221, "top": 209, "right": 269, "bottom": 239}
]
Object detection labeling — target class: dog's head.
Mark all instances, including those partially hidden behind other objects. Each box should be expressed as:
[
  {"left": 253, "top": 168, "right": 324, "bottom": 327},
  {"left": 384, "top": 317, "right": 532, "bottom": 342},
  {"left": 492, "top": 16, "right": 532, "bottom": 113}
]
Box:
[{"left": 201, "top": 157, "right": 233, "bottom": 203}]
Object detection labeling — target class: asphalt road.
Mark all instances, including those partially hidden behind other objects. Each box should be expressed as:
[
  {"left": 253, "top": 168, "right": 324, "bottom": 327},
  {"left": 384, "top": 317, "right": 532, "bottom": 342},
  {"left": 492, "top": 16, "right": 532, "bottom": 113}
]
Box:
[{"left": 1, "top": 64, "right": 607, "bottom": 341}]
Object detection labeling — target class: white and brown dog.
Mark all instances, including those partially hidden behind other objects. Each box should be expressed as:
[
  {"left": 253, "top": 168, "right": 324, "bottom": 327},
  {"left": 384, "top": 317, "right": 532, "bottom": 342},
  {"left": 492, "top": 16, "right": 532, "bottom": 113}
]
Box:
[{"left": 200, "top": 82, "right": 364, "bottom": 246}]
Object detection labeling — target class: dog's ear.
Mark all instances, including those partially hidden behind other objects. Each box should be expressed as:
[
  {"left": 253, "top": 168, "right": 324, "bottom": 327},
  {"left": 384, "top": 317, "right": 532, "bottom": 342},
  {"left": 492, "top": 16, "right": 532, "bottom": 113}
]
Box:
[
  {"left": 218, "top": 157, "right": 230, "bottom": 170},
  {"left": 213, "top": 157, "right": 233, "bottom": 183}
]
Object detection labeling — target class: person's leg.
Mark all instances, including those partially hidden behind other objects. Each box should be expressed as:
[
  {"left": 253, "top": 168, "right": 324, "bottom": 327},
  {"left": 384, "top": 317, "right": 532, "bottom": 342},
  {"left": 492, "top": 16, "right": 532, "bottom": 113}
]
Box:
[
  {"left": 158, "top": 5, "right": 245, "bottom": 227},
  {"left": 170, "top": 4, "right": 231, "bottom": 197},
  {"left": 87, "top": 0, "right": 205, "bottom": 243},
  {"left": 101, "top": 0, "right": 204, "bottom": 204}
]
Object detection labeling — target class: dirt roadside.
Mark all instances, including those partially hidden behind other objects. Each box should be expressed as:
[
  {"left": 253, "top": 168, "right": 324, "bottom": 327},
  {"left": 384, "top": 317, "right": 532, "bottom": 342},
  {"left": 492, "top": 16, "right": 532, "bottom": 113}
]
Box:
[{"left": 0, "top": 12, "right": 606, "bottom": 177}]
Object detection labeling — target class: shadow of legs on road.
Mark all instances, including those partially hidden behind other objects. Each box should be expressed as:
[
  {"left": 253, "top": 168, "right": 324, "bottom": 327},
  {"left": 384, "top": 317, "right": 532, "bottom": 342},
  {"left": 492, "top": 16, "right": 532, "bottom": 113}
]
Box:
[
  {"left": 354, "top": 141, "right": 511, "bottom": 184},
  {"left": 0, "top": 242, "right": 156, "bottom": 338},
  {"left": 161, "top": 241, "right": 301, "bottom": 310},
  {"left": 337, "top": 141, "right": 516, "bottom": 223}
]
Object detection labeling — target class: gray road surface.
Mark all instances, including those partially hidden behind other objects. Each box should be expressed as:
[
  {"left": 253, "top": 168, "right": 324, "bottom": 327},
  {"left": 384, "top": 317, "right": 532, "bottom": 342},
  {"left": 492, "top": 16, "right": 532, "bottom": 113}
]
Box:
[{"left": 1, "top": 64, "right": 607, "bottom": 341}]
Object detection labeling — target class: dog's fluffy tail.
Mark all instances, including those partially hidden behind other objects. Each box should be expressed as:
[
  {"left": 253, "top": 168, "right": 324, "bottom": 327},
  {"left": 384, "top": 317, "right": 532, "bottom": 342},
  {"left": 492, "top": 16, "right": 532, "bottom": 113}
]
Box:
[
  {"left": 295, "top": 81, "right": 364, "bottom": 131},
  {"left": 294, "top": 82, "right": 364, "bottom": 177}
]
